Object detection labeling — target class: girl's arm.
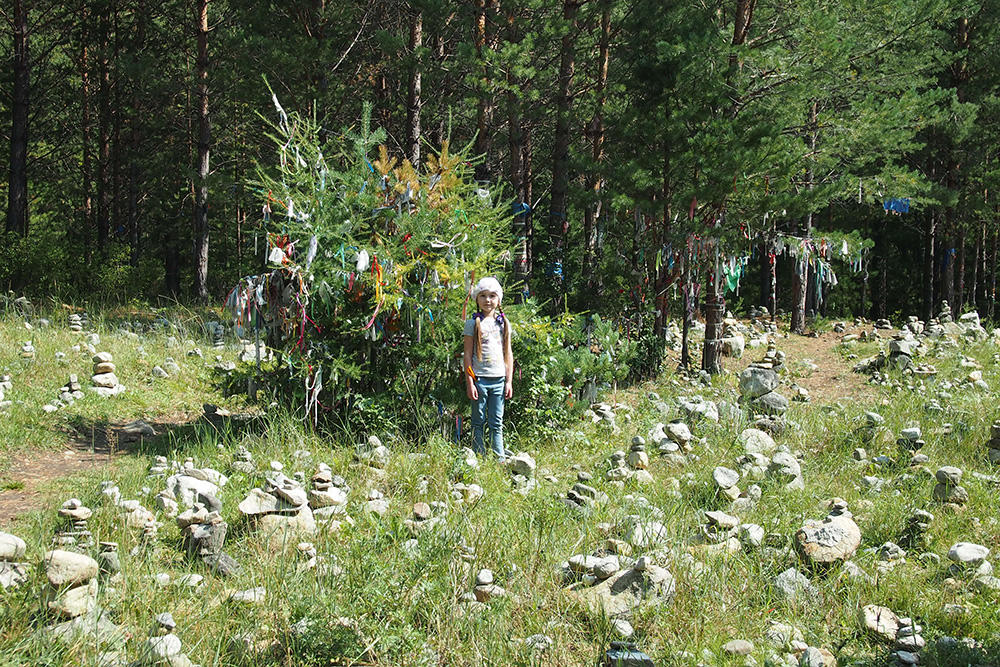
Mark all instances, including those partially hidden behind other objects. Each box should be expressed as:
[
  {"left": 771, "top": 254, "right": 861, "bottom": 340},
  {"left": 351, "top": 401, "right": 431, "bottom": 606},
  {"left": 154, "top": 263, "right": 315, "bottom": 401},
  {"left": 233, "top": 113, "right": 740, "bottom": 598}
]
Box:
[
  {"left": 503, "top": 329, "right": 514, "bottom": 399},
  {"left": 463, "top": 334, "right": 478, "bottom": 400}
]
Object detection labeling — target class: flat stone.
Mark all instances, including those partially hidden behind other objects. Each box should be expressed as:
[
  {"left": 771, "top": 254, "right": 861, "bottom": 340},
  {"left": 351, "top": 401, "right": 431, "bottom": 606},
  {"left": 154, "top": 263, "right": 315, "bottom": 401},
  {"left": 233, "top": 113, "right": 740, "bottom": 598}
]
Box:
[
  {"left": 772, "top": 568, "right": 819, "bottom": 603},
  {"left": 572, "top": 563, "right": 676, "bottom": 618},
  {"left": 739, "top": 429, "right": 777, "bottom": 455},
  {"left": 947, "top": 542, "right": 990, "bottom": 566},
  {"left": 93, "top": 362, "right": 116, "bottom": 374},
  {"left": 751, "top": 391, "right": 789, "bottom": 416},
  {"left": 91, "top": 373, "right": 120, "bottom": 388},
  {"left": 713, "top": 466, "right": 740, "bottom": 490},
  {"left": 722, "top": 639, "right": 754, "bottom": 656},
  {"left": 43, "top": 550, "right": 99, "bottom": 587},
  {"left": 705, "top": 511, "right": 740, "bottom": 530},
  {"left": 935, "top": 466, "right": 963, "bottom": 486},
  {"left": 665, "top": 422, "right": 692, "bottom": 444},
  {"left": 0, "top": 531, "right": 27, "bottom": 560},
  {"left": 860, "top": 605, "right": 900, "bottom": 641}
]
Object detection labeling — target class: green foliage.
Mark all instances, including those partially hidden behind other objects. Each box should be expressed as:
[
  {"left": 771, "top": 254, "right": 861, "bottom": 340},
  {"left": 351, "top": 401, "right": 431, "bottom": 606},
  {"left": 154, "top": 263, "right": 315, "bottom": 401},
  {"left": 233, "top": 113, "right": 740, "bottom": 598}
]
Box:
[{"left": 254, "top": 101, "right": 513, "bottom": 435}]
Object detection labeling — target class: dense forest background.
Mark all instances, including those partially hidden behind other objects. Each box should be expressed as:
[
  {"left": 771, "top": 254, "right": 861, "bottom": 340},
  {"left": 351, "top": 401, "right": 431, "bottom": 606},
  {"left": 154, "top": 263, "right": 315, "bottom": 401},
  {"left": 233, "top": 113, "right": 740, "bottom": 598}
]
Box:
[{"left": 3, "top": 0, "right": 999, "bottom": 329}]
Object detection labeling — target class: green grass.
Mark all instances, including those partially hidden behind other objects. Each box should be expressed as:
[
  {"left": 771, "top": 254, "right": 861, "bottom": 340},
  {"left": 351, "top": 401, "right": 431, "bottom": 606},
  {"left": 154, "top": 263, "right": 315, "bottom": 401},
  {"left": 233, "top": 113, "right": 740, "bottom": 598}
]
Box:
[{"left": 1, "top": 305, "right": 1000, "bottom": 666}]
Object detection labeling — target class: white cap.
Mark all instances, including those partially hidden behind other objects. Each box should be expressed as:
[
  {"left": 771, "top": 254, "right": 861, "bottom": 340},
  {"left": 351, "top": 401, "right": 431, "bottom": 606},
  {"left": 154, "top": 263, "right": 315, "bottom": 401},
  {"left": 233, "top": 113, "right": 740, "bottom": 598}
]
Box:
[{"left": 473, "top": 277, "right": 503, "bottom": 305}]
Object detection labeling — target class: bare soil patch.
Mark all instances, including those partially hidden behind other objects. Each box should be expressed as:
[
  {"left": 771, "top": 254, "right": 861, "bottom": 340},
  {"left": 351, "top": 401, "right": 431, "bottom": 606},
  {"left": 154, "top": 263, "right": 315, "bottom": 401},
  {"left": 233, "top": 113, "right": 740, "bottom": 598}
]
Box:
[{"left": 0, "top": 414, "right": 197, "bottom": 527}]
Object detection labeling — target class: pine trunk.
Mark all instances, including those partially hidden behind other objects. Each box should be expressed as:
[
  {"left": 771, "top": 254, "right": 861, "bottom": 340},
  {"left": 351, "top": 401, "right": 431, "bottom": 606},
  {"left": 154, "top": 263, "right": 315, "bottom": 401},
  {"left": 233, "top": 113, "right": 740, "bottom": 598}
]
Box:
[
  {"left": 922, "top": 211, "right": 935, "bottom": 321},
  {"left": 582, "top": 2, "right": 609, "bottom": 287},
  {"left": 97, "top": 1, "right": 111, "bottom": 254},
  {"left": 547, "top": 0, "right": 580, "bottom": 309},
  {"left": 405, "top": 7, "right": 422, "bottom": 166},
  {"left": 473, "top": 0, "right": 495, "bottom": 182},
  {"left": 192, "top": 0, "right": 211, "bottom": 303},
  {"left": 7, "top": 0, "right": 30, "bottom": 237}
]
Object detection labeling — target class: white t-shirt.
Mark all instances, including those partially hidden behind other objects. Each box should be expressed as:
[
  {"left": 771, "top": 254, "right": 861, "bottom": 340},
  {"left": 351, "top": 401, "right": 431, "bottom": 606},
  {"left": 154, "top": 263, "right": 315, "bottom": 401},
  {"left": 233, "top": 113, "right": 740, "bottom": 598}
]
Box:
[{"left": 464, "top": 316, "right": 510, "bottom": 378}]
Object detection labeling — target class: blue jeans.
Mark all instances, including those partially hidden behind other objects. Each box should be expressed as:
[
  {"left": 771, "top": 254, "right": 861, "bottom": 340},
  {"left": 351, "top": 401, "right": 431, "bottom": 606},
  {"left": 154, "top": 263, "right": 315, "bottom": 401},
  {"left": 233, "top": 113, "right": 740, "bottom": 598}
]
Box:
[{"left": 471, "top": 376, "right": 506, "bottom": 460}]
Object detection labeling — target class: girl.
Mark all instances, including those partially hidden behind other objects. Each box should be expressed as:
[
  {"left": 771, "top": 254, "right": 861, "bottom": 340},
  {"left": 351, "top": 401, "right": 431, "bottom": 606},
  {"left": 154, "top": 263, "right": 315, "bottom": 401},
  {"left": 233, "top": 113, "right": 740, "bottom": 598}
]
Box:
[{"left": 463, "top": 277, "right": 514, "bottom": 461}]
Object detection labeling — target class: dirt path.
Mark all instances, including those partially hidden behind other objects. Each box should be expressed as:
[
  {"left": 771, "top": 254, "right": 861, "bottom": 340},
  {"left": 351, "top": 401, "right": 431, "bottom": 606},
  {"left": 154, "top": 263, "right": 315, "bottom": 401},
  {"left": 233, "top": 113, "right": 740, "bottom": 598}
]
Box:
[
  {"left": 0, "top": 415, "right": 196, "bottom": 528},
  {"left": 774, "top": 327, "right": 874, "bottom": 404}
]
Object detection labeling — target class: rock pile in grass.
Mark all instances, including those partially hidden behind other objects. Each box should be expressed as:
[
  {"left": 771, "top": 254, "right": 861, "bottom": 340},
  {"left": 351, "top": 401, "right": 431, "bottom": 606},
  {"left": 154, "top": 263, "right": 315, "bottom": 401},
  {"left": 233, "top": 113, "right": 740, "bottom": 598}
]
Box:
[
  {"left": 986, "top": 422, "right": 1000, "bottom": 465},
  {"left": 238, "top": 472, "right": 317, "bottom": 550},
  {"left": 41, "top": 549, "right": 99, "bottom": 619},
  {"left": 178, "top": 502, "right": 241, "bottom": 577},
  {"left": 92, "top": 352, "right": 126, "bottom": 396},
  {"left": 739, "top": 365, "right": 788, "bottom": 417},
  {"left": 0, "top": 531, "right": 29, "bottom": 590},
  {"left": 794, "top": 502, "right": 861, "bottom": 566},
  {"left": 567, "top": 554, "right": 676, "bottom": 620},
  {"left": 932, "top": 466, "right": 968, "bottom": 507},
  {"left": 54, "top": 498, "right": 94, "bottom": 548}
]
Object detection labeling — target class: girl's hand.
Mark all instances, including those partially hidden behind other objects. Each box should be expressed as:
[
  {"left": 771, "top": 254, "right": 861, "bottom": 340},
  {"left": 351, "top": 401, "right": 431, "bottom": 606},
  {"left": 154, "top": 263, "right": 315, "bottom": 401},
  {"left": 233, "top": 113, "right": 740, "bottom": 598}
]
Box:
[
  {"left": 504, "top": 381, "right": 513, "bottom": 399},
  {"left": 467, "top": 383, "right": 479, "bottom": 401}
]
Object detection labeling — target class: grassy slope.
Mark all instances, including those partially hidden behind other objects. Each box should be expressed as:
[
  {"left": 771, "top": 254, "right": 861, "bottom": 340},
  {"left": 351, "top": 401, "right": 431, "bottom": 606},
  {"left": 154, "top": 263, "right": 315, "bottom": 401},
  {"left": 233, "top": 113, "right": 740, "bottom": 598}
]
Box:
[{"left": 1, "top": 307, "right": 999, "bottom": 667}]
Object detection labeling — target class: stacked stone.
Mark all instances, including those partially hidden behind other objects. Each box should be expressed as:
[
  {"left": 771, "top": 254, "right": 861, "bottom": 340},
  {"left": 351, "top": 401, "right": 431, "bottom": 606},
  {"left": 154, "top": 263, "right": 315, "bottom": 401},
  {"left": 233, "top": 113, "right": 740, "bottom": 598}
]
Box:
[
  {"left": 59, "top": 374, "right": 84, "bottom": 403},
  {"left": 92, "top": 352, "right": 125, "bottom": 396},
  {"left": 563, "top": 552, "right": 622, "bottom": 586},
  {"left": 229, "top": 447, "right": 255, "bottom": 474},
  {"left": 138, "top": 613, "right": 195, "bottom": 667},
  {"left": 54, "top": 499, "right": 94, "bottom": 548},
  {"left": 887, "top": 333, "right": 919, "bottom": 371},
  {"left": 896, "top": 427, "right": 927, "bottom": 466},
  {"left": 932, "top": 466, "right": 968, "bottom": 507},
  {"left": 308, "top": 465, "right": 350, "bottom": 521},
  {"left": 720, "top": 315, "right": 746, "bottom": 359},
  {"left": 212, "top": 323, "right": 225, "bottom": 348},
  {"left": 739, "top": 366, "right": 788, "bottom": 417},
  {"left": 0, "top": 531, "right": 29, "bottom": 590},
  {"left": 648, "top": 421, "right": 692, "bottom": 461},
  {"left": 606, "top": 451, "right": 632, "bottom": 485},
  {"left": 353, "top": 435, "right": 390, "bottom": 472},
  {"left": 628, "top": 437, "right": 649, "bottom": 470},
  {"left": 509, "top": 452, "right": 538, "bottom": 494},
  {"left": 238, "top": 472, "right": 317, "bottom": 551},
  {"left": 794, "top": 502, "right": 862, "bottom": 567},
  {"left": 96, "top": 542, "right": 121, "bottom": 582},
  {"left": 874, "top": 318, "right": 893, "bottom": 330},
  {"left": 41, "top": 550, "right": 100, "bottom": 619},
  {"left": 947, "top": 542, "right": 999, "bottom": 591},
  {"left": 0, "top": 375, "right": 11, "bottom": 410},
  {"left": 903, "top": 316, "right": 924, "bottom": 336},
  {"left": 472, "top": 568, "right": 507, "bottom": 603},
  {"left": 177, "top": 503, "right": 240, "bottom": 577},
  {"left": 692, "top": 511, "right": 741, "bottom": 556},
  {"left": 68, "top": 313, "right": 83, "bottom": 332},
  {"left": 899, "top": 509, "right": 934, "bottom": 550},
  {"left": 937, "top": 300, "right": 952, "bottom": 323},
  {"left": 20, "top": 341, "right": 35, "bottom": 360},
  {"left": 584, "top": 402, "right": 618, "bottom": 429},
  {"left": 563, "top": 481, "right": 608, "bottom": 513},
  {"left": 987, "top": 422, "right": 1000, "bottom": 465},
  {"left": 892, "top": 618, "right": 926, "bottom": 667},
  {"left": 405, "top": 501, "right": 445, "bottom": 537},
  {"left": 713, "top": 466, "right": 742, "bottom": 501}
]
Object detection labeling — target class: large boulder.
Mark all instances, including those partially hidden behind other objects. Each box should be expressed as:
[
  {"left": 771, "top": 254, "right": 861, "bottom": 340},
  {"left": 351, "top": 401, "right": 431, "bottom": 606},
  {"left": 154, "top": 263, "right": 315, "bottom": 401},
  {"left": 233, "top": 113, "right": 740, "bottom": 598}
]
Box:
[
  {"left": 43, "top": 550, "right": 99, "bottom": 587},
  {"left": 739, "top": 367, "right": 779, "bottom": 399},
  {"left": 795, "top": 515, "right": 862, "bottom": 565},
  {"left": 572, "top": 563, "right": 676, "bottom": 618}
]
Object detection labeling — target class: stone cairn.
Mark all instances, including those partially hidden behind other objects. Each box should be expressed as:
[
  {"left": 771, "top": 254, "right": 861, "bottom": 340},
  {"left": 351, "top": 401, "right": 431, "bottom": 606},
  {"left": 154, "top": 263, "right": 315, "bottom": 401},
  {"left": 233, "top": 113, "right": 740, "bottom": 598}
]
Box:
[
  {"left": 0, "top": 375, "right": 11, "bottom": 411},
  {"left": 212, "top": 323, "right": 225, "bottom": 349},
  {"left": 896, "top": 426, "right": 927, "bottom": 466},
  {"left": 42, "top": 549, "right": 100, "bottom": 619},
  {"left": 738, "top": 365, "right": 788, "bottom": 417},
  {"left": 509, "top": 452, "right": 538, "bottom": 494},
  {"left": 893, "top": 617, "right": 926, "bottom": 667},
  {"left": 947, "top": 542, "right": 999, "bottom": 592},
  {"left": 92, "top": 352, "right": 125, "bottom": 396},
  {"left": 0, "top": 530, "right": 29, "bottom": 590},
  {"left": 139, "top": 612, "right": 196, "bottom": 667},
  {"left": 899, "top": 509, "right": 934, "bottom": 550},
  {"left": 238, "top": 471, "right": 318, "bottom": 551},
  {"left": 932, "top": 466, "right": 968, "bottom": 508},
  {"left": 887, "top": 333, "right": 918, "bottom": 371},
  {"left": 230, "top": 446, "right": 255, "bottom": 474},
  {"left": 54, "top": 498, "right": 95, "bottom": 548},
  {"left": 308, "top": 465, "right": 350, "bottom": 522},
  {"left": 20, "top": 341, "right": 36, "bottom": 361},
  {"left": 987, "top": 422, "right": 1000, "bottom": 465},
  {"left": 44, "top": 374, "right": 85, "bottom": 413},
  {"left": 177, "top": 502, "right": 241, "bottom": 577},
  {"left": 68, "top": 313, "right": 83, "bottom": 332},
  {"left": 937, "top": 300, "right": 952, "bottom": 323}
]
